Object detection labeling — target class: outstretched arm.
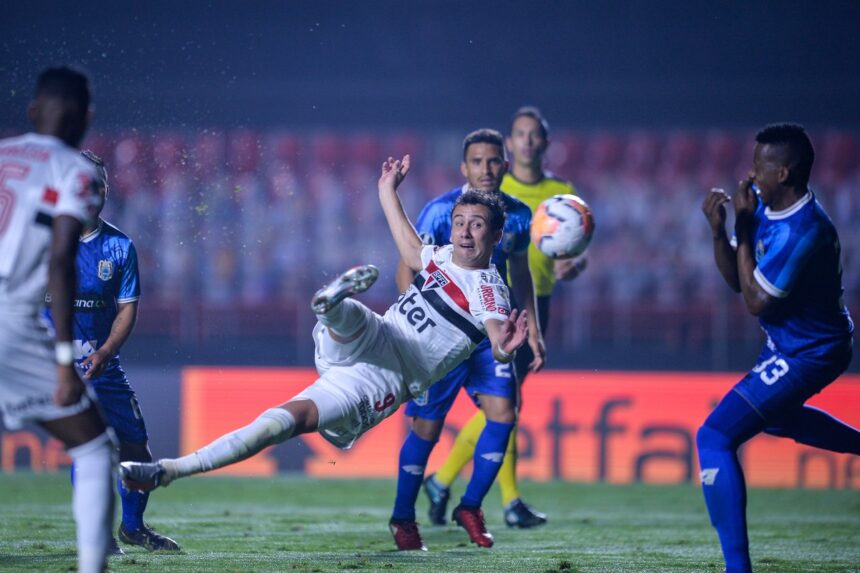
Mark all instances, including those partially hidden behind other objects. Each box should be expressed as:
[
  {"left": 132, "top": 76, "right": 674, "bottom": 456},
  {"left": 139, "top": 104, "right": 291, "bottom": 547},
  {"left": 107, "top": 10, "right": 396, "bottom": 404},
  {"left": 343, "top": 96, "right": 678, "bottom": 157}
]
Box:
[
  {"left": 485, "top": 308, "right": 529, "bottom": 363},
  {"left": 378, "top": 155, "right": 424, "bottom": 272}
]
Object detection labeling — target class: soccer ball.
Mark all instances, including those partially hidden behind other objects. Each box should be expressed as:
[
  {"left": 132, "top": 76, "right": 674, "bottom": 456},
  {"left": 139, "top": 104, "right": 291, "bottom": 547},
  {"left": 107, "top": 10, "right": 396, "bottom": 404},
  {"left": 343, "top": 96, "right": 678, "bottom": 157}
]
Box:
[{"left": 530, "top": 194, "right": 595, "bottom": 259}]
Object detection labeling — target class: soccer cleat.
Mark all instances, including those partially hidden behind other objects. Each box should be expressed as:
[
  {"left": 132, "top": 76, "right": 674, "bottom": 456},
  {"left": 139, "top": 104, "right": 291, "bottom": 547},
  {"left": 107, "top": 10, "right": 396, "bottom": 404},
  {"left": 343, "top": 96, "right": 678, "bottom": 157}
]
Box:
[
  {"left": 119, "top": 461, "right": 170, "bottom": 492},
  {"left": 452, "top": 504, "right": 494, "bottom": 548},
  {"left": 108, "top": 536, "right": 125, "bottom": 556},
  {"left": 311, "top": 264, "right": 379, "bottom": 314},
  {"left": 118, "top": 523, "right": 181, "bottom": 552},
  {"left": 503, "top": 498, "right": 548, "bottom": 528},
  {"left": 422, "top": 473, "right": 450, "bottom": 526},
  {"left": 388, "top": 519, "right": 427, "bottom": 551}
]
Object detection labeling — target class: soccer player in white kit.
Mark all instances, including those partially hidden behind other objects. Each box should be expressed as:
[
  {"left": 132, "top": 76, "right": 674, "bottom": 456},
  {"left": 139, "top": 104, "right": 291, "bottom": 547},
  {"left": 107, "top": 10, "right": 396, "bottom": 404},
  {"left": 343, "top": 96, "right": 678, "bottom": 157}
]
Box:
[
  {"left": 0, "top": 67, "right": 115, "bottom": 573},
  {"left": 120, "top": 155, "right": 530, "bottom": 510}
]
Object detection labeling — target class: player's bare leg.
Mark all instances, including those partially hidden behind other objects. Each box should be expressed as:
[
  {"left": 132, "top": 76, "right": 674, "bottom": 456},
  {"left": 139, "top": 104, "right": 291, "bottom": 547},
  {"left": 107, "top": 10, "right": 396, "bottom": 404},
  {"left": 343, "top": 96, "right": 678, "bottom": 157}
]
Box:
[{"left": 121, "top": 400, "right": 319, "bottom": 491}]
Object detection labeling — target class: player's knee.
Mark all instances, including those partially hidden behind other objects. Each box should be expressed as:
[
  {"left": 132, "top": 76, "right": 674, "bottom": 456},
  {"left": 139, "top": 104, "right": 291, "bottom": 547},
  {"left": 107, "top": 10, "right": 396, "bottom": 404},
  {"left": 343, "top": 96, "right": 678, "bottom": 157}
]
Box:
[
  {"left": 256, "top": 408, "right": 297, "bottom": 444},
  {"left": 696, "top": 423, "right": 732, "bottom": 454},
  {"left": 486, "top": 409, "right": 516, "bottom": 425},
  {"left": 412, "top": 417, "right": 443, "bottom": 442}
]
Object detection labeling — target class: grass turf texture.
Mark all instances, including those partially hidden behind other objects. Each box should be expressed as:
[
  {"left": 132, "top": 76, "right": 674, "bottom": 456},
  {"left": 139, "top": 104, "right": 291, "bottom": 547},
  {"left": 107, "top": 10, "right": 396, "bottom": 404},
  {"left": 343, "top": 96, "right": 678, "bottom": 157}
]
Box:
[{"left": 0, "top": 474, "right": 857, "bottom": 572}]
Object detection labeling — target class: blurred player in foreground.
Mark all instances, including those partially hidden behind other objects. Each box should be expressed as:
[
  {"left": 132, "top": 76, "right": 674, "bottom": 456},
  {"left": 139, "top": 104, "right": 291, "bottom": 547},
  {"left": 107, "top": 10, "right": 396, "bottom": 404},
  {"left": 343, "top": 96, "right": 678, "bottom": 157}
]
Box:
[
  {"left": 699, "top": 123, "right": 858, "bottom": 573},
  {"left": 424, "top": 107, "right": 586, "bottom": 529},
  {"left": 390, "top": 129, "right": 543, "bottom": 550},
  {"left": 46, "top": 151, "right": 178, "bottom": 552},
  {"left": 120, "top": 156, "right": 529, "bottom": 538},
  {"left": 0, "top": 66, "right": 114, "bottom": 573}
]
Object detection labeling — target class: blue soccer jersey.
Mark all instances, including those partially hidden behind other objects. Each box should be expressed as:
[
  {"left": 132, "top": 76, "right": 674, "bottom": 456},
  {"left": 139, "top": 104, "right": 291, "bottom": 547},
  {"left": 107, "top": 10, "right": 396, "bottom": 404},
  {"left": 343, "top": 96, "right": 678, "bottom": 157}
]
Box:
[
  {"left": 750, "top": 191, "right": 853, "bottom": 358},
  {"left": 47, "top": 220, "right": 141, "bottom": 384},
  {"left": 414, "top": 185, "right": 532, "bottom": 284}
]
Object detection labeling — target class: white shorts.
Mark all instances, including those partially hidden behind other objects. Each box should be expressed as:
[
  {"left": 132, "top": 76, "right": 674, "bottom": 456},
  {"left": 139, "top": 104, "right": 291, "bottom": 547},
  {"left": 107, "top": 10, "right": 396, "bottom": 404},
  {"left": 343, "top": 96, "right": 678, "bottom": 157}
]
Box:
[
  {"left": 295, "top": 307, "right": 410, "bottom": 449},
  {"left": 0, "top": 309, "right": 93, "bottom": 430}
]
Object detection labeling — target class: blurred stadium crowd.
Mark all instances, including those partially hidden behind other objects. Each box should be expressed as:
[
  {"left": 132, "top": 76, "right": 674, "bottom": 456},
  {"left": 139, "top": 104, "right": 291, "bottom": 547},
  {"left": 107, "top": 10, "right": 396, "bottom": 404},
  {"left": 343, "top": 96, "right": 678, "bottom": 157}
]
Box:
[{"left": 21, "top": 128, "right": 860, "bottom": 366}]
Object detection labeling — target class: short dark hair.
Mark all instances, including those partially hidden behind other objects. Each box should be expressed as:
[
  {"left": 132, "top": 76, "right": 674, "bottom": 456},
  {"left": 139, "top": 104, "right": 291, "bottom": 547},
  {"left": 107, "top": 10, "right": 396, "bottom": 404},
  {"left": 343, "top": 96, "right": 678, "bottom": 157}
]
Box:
[
  {"left": 462, "top": 128, "right": 505, "bottom": 160},
  {"left": 35, "top": 66, "right": 91, "bottom": 111},
  {"left": 510, "top": 106, "right": 549, "bottom": 139},
  {"left": 755, "top": 123, "right": 815, "bottom": 186},
  {"left": 453, "top": 189, "right": 507, "bottom": 233},
  {"left": 81, "top": 149, "right": 108, "bottom": 189}
]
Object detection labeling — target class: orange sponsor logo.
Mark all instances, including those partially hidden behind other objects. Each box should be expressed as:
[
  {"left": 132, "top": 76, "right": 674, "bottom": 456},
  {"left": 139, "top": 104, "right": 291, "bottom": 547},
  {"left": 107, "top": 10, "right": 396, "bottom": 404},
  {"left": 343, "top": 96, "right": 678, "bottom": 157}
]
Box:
[{"left": 180, "top": 368, "right": 860, "bottom": 489}]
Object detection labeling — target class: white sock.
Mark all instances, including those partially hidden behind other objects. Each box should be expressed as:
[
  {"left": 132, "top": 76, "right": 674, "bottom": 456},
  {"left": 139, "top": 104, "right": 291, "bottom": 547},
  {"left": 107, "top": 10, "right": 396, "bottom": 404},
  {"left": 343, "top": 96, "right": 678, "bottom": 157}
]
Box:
[
  {"left": 69, "top": 432, "right": 116, "bottom": 573},
  {"left": 164, "top": 408, "right": 295, "bottom": 479},
  {"left": 317, "top": 298, "right": 367, "bottom": 340}
]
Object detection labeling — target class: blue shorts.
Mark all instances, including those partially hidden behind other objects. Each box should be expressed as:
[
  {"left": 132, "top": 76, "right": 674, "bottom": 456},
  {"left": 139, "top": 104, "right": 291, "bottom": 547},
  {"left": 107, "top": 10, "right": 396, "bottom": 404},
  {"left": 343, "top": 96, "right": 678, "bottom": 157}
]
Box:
[
  {"left": 89, "top": 372, "right": 149, "bottom": 444},
  {"left": 404, "top": 339, "right": 516, "bottom": 420},
  {"left": 734, "top": 343, "right": 852, "bottom": 422}
]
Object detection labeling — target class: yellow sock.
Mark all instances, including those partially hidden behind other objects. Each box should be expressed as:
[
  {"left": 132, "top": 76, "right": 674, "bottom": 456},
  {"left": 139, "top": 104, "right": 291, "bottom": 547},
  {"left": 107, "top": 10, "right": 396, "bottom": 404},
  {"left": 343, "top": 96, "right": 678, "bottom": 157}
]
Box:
[
  {"left": 435, "top": 410, "right": 486, "bottom": 487},
  {"left": 498, "top": 427, "right": 520, "bottom": 506}
]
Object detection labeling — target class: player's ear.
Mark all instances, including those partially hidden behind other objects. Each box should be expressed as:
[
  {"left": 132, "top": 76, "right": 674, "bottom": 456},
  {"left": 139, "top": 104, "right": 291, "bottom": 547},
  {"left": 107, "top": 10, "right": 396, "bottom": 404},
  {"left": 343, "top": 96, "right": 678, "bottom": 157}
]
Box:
[
  {"left": 493, "top": 228, "right": 503, "bottom": 245},
  {"left": 460, "top": 161, "right": 468, "bottom": 179},
  {"left": 777, "top": 165, "right": 790, "bottom": 185},
  {"left": 540, "top": 135, "right": 550, "bottom": 153}
]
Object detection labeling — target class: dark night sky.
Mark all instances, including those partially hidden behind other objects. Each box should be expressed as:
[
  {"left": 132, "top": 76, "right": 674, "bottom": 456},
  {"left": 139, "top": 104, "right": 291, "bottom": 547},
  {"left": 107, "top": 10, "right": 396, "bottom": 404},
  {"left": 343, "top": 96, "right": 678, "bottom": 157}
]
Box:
[{"left": 2, "top": 0, "right": 860, "bottom": 131}]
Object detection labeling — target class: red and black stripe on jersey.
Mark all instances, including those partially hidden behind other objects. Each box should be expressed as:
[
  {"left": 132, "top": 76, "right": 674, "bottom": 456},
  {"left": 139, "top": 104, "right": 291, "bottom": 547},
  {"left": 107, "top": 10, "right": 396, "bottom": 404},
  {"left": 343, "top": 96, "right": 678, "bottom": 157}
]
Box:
[{"left": 411, "top": 263, "right": 485, "bottom": 346}]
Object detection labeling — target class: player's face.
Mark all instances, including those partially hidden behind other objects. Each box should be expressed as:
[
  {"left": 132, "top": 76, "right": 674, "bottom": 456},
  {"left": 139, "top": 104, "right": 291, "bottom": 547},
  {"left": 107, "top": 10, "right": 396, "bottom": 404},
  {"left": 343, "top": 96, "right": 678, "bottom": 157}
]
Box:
[
  {"left": 461, "top": 143, "right": 507, "bottom": 193},
  {"left": 506, "top": 115, "right": 548, "bottom": 169},
  {"left": 94, "top": 180, "right": 107, "bottom": 218},
  {"left": 750, "top": 143, "right": 787, "bottom": 206},
  {"left": 449, "top": 203, "right": 502, "bottom": 269}
]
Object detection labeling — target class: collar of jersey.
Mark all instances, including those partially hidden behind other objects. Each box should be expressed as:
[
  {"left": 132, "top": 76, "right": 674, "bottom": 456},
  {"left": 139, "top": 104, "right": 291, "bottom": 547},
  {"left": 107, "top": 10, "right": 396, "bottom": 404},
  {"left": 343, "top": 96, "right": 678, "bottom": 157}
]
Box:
[
  {"left": 764, "top": 191, "right": 812, "bottom": 220},
  {"left": 80, "top": 220, "right": 103, "bottom": 243},
  {"left": 25, "top": 133, "right": 64, "bottom": 147}
]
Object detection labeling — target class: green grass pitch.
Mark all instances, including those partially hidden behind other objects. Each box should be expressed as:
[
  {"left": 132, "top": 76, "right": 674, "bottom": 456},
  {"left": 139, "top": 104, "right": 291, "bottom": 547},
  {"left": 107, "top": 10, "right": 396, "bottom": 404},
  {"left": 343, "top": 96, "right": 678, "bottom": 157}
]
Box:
[{"left": 0, "top": 474, "right": 857, "bottom": 572}]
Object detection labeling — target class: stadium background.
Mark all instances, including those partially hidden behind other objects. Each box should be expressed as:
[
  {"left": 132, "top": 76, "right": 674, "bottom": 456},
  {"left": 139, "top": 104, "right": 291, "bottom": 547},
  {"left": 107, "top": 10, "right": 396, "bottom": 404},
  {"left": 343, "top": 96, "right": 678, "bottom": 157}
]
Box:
[{"left": 1, "top": 1, "right": 858, "bottom": 487}]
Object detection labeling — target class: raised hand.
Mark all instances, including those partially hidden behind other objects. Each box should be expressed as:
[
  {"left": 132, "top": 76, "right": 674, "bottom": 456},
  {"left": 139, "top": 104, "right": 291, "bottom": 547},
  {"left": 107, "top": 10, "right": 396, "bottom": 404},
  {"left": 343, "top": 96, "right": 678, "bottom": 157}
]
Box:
[
  {"left": 702, "top": 187, "right": 731, "bottom": 237},
  {"left": 733, "top": 177, "right": 757, "bottom": 219},
  {"left": 733, "top": 177, "right": 757, "bottom": 238},
  {"left": 498, "top": 308, "right": 529, "bottom": 356},
  {"left": 378, "top": 155, "right": 411, "bottom": 194},
  {"left": 555, "top": 255, "right": 588, "bottom": 281}
]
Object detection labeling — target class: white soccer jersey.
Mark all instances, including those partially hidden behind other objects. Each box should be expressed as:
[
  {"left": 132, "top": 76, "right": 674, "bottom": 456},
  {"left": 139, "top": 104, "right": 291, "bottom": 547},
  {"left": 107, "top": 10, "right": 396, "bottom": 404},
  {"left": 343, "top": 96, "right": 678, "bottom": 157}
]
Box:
[
  {"left": 383, "top": 244, "right": 512, "bottom": 396},
  {"left": 301, "top": 245, "right": 513, "bottom": 449},
  {"left": 0, "top": 133, "right": 100, "bottom": 307},
  {"left": 0, "top": 133, "right": 100, "bottom": 430}
]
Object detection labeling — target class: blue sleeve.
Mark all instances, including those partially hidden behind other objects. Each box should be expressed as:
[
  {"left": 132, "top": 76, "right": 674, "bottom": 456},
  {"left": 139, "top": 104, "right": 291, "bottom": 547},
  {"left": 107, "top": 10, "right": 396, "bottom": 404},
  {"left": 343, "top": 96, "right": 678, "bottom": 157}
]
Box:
[
  {"left": 414, "top": 199, "right": 451, "bottom": 246},
  {"left": 512, "top": 204, "right": 531, "bottom": 254},
  {"left": 118, "top": 241, "right": 141, "bottom": 302},
  {"left": 754, "top": 224, "right": 821, "bottom": 298}
]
